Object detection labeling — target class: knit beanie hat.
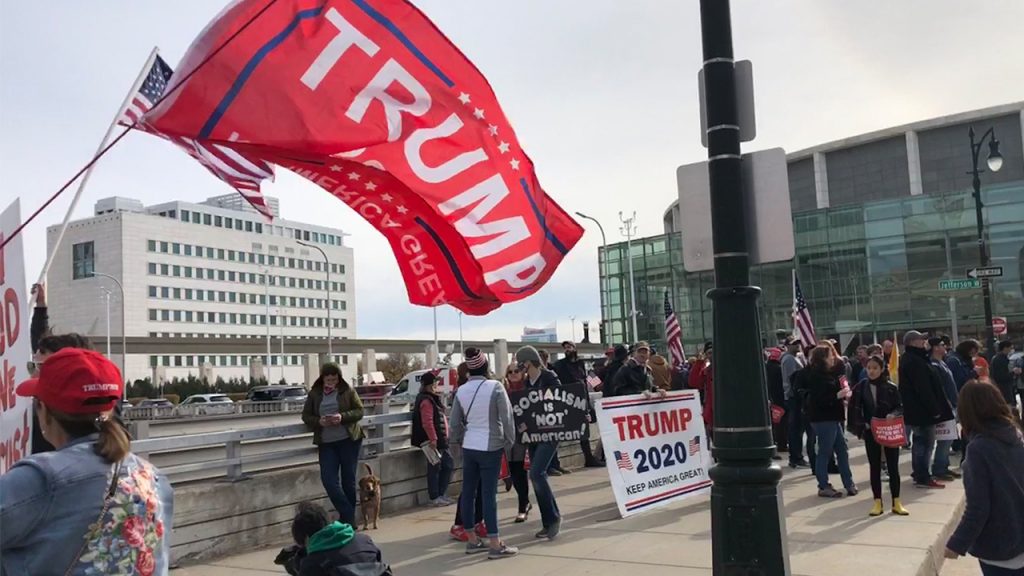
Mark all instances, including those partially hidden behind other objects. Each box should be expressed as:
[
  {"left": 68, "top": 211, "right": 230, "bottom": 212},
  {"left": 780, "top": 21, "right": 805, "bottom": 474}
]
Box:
[
  {"left": 465, "top": 347, "right": 488, "bottom": 370},
  {"left": 515, "top": 346, "right": 543, "bottom": 367}
]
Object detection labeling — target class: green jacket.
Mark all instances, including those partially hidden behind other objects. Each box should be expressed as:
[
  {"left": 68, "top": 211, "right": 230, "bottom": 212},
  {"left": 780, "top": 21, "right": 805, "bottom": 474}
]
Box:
[{"left": 302, "top": 380, "right": 365, "bottom": 445}]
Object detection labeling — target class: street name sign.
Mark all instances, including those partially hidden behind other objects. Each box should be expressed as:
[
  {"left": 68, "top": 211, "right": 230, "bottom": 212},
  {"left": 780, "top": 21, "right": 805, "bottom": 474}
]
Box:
[{"left": 938, "top": 279, "right": 981, "bottom": 291}]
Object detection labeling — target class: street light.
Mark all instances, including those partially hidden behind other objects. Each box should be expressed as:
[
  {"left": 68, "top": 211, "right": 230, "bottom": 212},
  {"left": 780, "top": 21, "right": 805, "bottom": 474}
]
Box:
[
  {"left": 576, "top": 212, "right": 612, "bottom": 345},
  {"left": 698, "top": 1, "right": 787, "bottom": 572},
  {"left": 619, "top": 211, "right": 640, "bottom": 343},
  {"left": 260, "top": 268, "right": 272, "bottom": 383},
  {"left": 89, "top": 271, "right": 126, "bottom": 398},
  {"left": 296, "top": 240, "right": 333, "bottom": 358},
  {"left": 968, "top": 126, "right": 1003, "bottom": 358}
]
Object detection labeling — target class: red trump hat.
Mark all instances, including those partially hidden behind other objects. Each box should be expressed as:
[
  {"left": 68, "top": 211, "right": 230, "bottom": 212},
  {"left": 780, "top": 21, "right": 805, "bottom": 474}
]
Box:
[{"left": 16, "top": 348, "right": 123, "bottom": 414}]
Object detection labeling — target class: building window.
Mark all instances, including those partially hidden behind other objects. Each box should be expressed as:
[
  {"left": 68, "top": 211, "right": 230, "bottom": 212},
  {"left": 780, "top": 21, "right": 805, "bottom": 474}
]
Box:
[
  {"left": 148, "top": 263, "right": 157, "bottom": 275},
  {"left": 181, "top": 210, "right": 190, "bottom": 221},
  {"left": 161, "top": 287, "right": 170, "bottom": 298},
  {"left": 161, "top": 310, "right": 170, "bottom": 321},
  {"left": 184, "top": 267, "right": 193, "bottom": 278},
  {"left": 185, "top": 289, "right": 193, "bottom": 300},
  {"left": 215, "top": 216, "right": 223, "bottom": 227},
  {"left": 148, "top": 286, "right": 157, "bottom": 298},
  {"left": 149, "top": 309, "right": 157, "bottom": 321},
  {"left": 147, "top": 240, "right": 156, "bottom": 252},
  {"left": 71, "top": 241, "right": 95, "bottom": 280},
  {"left": 203, "top": 213, "right": 212, "bottom": 225},
  {"left": 184, "top": 245, "right": 192, "bottom": 256},
  {"left": 246, "top": 221, "right": 254, "bottom": 232}
]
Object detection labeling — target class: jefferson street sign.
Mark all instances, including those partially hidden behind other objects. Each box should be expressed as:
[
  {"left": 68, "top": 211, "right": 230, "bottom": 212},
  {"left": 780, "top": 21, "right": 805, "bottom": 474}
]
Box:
[
  {"left": 939, "top": 278, "right": 982, "bottom": 291},
  {"left": 967, "top": 266, "right": 1003, "bottom": 279}
]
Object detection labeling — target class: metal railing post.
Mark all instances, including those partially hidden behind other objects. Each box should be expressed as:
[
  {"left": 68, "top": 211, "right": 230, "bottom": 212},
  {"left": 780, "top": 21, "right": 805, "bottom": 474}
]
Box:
[{"left": 224, "top": 438, "right": 247, "bottom": 482}]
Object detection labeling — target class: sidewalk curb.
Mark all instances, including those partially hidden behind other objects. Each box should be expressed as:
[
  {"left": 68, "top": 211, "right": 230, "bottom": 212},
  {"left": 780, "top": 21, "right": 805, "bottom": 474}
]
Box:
[{"left": 916, "top": 493, "right": 965, "bottom": 576}]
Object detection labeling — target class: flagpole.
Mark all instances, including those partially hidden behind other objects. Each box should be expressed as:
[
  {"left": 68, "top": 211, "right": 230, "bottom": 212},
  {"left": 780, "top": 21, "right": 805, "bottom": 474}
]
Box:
[{"left": 36, "top": 46, "right": 160, "bottom": 288}]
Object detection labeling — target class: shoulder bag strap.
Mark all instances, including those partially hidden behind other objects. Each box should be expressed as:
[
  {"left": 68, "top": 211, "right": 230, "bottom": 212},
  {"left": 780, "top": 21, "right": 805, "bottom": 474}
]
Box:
[
  {"left": 461, "top": 381, "right": 485, "bottom": 428},
  {"left": 64, "top": 462, "right": 122, "bottom": 576}
]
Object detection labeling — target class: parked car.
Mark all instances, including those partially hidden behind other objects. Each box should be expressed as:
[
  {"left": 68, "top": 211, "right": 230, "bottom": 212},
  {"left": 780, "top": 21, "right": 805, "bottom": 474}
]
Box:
[
  {"left": 175, "top": 394, "right": 235, "bottom": 416},
  {"left": 136, "top": 398, "right": 174, "bottom": 408},
  {"left": 247, "top": 385, "right": 308, "bottom": 402}
]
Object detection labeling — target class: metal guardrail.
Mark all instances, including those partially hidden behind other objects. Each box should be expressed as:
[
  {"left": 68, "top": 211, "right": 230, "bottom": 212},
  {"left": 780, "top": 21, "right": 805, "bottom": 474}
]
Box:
[
  {"left": 132, "top": 411, "right": 414, "bottom": 483},
  {"left": 123, "top": 400, "right": 305, "bottom": 420}
]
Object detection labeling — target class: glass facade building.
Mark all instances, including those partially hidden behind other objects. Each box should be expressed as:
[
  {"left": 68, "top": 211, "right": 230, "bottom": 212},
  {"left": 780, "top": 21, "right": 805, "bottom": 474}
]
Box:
[{"left": 598, "top": 104, "right": 1024, "bottom": 354}]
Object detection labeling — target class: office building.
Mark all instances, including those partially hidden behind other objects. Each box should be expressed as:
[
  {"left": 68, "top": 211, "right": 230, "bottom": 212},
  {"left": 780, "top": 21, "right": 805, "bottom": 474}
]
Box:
[
  {"left": 599, "top": 103, "right": 1024, "bottom": 353},
  {"left": 46, "top": 195, "right": 356, "bottom": 383}
]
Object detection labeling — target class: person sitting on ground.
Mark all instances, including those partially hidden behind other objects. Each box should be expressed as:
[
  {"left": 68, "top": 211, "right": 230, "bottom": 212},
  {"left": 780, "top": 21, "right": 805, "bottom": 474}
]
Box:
[
  {"left": 944, "top": 380, "right": 1024, "bottom": 576},
  {"left": 279, "top": 501, "right": 390, "bottom": 576}
]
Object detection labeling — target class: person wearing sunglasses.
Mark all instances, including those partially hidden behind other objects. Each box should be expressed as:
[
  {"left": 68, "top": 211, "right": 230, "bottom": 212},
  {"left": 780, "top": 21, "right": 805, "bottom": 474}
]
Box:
[{"left": 503, "top": 364, "right": 532, "bottom": 523}]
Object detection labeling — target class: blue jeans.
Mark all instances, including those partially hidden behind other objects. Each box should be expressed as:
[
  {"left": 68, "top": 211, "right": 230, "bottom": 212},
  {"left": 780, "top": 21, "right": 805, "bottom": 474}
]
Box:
[
  {"left": 460, "top": 448, "right": 503, "bottom": 537},
  {"left": 932, "top": 439, "right": 954, "bottom": 477},
  {"left": 787, "top": 396, "right": 816, "bottom": 465},
  {"left": 529, "top": 441, "right": 561, "bottom": 528},
  {"left": 318, "top": 438, "right": 363, "bottom": 526},
  {"left": 427, "top": 448, "right": 454, "bottom": 500},
  {"left": 910, "top": 425, "right": 936, "bottom": 484},
  {"left": 810, "top": 422, "right": 853, "bottom": 491}
]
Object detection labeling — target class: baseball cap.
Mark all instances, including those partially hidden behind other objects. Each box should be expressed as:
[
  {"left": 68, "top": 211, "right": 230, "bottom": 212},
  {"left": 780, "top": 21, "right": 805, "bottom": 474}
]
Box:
[
  {"left": 902, "top": 330, "right": 928, "bottom": 346},
  {"left": 632, "top": 341, "right": 651, "bottom": 352},
  {"left": 767, "top": 348, "right": 783, "bottom": 362},
  {"left": 927, "top": 336, "right": 945, "bottom": 348},
  {"left": 784, "top": 335, "right": 802, "bottom": 346},
  {"left": 16, "top": 348, "right": 123, "bottom": 414}
]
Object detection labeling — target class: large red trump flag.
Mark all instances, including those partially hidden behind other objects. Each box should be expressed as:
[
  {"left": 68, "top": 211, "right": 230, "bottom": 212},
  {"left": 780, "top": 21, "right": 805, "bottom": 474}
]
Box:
[{"left": 143, "top": 0, "right": 583, "bottom": 314}]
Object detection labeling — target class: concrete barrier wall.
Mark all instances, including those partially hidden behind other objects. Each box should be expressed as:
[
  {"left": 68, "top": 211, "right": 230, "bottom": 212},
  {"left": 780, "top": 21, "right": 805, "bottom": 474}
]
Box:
[{"left": 171, "top": 431, "right": 596, "bottom": 564}]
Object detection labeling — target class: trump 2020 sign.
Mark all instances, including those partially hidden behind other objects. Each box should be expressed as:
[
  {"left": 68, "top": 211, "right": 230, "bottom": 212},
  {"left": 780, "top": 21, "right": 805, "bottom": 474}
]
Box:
[{"left": 595, "top": 391, "right": 711, "bottom": 517}]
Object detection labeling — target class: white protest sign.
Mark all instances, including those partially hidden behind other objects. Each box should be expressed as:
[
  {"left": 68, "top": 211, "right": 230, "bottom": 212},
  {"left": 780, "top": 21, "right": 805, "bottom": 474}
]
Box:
[
  {"left": 1, "top": 199, "right": 33, "bottom": 473},
  {"left": 596, "top": 391, "right": 711, "bottom": 517},
  {"left": 934, "top": 419, "right": 959, "bottom": 441}
]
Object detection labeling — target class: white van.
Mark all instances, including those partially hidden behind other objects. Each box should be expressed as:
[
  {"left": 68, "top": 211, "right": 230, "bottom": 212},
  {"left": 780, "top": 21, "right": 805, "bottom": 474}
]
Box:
[{"left": 389, "top": 368, "right": 458, "bottom": 404}]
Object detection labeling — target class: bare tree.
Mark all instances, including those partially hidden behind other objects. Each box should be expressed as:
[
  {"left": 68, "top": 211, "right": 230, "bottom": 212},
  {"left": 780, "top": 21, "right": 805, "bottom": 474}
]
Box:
[{"left": 376, "top": 352, "right": 426, "bottom": 384}]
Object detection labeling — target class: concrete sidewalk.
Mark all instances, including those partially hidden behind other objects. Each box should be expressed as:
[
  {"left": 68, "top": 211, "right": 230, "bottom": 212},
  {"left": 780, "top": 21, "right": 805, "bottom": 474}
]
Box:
[{"left": 175, "top": 443, "right": 967, "bottom": 576}]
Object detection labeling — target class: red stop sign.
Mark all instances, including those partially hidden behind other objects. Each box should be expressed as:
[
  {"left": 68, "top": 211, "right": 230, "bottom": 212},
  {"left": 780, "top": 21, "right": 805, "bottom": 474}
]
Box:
[{"left": 993, "top": 316, "right": 1008, "bottom": 335}]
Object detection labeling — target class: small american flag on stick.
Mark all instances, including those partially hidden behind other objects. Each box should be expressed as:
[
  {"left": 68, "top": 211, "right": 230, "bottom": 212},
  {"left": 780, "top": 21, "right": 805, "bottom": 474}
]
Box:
[
  {"left": 119, "top": 52, "right": 275, "bottom": 220},
  {"left": 664, "top": 291, "right": 685, "bottom": 371},
  {"left": 689, "top": 436, "right": 701, "bottom": 456},
  {"left": 792, "top": 271, "right": 817, "bottom": 347},
  {"left": 614, "top": 450, "right": 634, "bottom": 471}
]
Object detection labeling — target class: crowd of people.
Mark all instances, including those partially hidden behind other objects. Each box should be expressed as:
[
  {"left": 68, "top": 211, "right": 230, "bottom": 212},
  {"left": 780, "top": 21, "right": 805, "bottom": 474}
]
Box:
[{"left": 4, "top": 281, "right": 1021, "bottom": 575}]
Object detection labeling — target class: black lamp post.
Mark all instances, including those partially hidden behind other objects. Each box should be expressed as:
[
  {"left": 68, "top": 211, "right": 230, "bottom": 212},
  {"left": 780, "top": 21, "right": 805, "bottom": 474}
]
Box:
[
  {"left": 699, "top": 1, "right": 788, "bottom": 574},
  {"left": 968, "top": 126, "right": 1003, "bottom": 358}
]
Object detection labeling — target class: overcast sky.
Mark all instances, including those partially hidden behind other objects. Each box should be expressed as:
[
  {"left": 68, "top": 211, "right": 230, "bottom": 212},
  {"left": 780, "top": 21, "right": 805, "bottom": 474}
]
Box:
[{"left": 3, "top": 1, "right": 1023, "bottom": 345}]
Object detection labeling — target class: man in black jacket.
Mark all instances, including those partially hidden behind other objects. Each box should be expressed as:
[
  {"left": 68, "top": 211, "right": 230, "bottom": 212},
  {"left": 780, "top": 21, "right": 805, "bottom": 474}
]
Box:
[
  {"left": 276, "top": 502, "right": 390, "bottom": 576},
  {"left": 611, "top": 342, "right": 665, "bottom": 397},
  {"left": 552, "top": 341, "right": 602, "bottom": 467},
  {"left": 899, "top": 330, "right": 951, "bottom": 488},
  {"left": 516, "top": 346, "right": 564, "bottom": 539},
  {"left": 991, "top": 340, "right": 1020, "bottom": 413}
]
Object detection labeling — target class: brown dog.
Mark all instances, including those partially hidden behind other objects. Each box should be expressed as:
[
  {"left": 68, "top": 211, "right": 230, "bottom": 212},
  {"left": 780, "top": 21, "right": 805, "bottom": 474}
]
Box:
[{"left": 358, "top": 463, "right": 381, "bottom": 530}]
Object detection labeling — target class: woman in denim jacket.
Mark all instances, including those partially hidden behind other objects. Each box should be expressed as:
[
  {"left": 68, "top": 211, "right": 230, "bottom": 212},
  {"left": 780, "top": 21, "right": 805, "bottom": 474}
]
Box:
[{"left": 1, "top": 348, "right": 174, "bottom": 576}]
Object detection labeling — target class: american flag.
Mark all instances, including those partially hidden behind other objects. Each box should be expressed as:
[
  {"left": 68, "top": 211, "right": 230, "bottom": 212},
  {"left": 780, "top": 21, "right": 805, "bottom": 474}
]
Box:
[
  {"left": 117, "top": 55, "right": 172, "bottom": 126},
  {"left": 664, "top": 291, "right": 685, "bottom": 371},
  {"left": 118, "top": 53, "right": 275, "bottom": 220},
  {"left": 689, "top": 436, "right": 701, "bottom": 456},
  {"left": 792, "top": 272, "right": 818, "bottom": 347},
  {"left": 585, "top": 373, "right": 602, "bottom": 391},
  {"left": 614, "top": 450, "right": 634, "bottom": 471}
]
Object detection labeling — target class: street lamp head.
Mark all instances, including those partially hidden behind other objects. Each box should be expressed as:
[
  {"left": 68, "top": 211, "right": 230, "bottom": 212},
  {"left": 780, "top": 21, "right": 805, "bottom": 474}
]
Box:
[{"left": 987, "top": 138, "right": 1003, "bottom": 172}]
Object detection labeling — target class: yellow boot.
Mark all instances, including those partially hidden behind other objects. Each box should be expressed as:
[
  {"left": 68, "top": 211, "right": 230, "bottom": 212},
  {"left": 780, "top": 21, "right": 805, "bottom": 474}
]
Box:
[
  {"left": 869, "top": 499, "right": 884, "bottom": 517},
  {"left": 891, "top": 498, "right": 909, "bottom": 516}
]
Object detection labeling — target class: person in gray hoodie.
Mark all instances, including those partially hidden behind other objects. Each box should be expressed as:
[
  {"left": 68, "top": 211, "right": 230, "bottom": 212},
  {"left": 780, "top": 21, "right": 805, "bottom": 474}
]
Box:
[
  {"left": 945, "top": 380, "right": 1024, "bottom": 575},
  {"left": 449, "top": 348, "right": 518, "bottom": 560}
]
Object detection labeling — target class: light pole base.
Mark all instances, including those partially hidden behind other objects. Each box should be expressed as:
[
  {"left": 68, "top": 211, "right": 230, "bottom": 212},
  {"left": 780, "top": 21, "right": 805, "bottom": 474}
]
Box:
[{"left": 710, "top": 462, "right": 789, "bottom": 576}]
